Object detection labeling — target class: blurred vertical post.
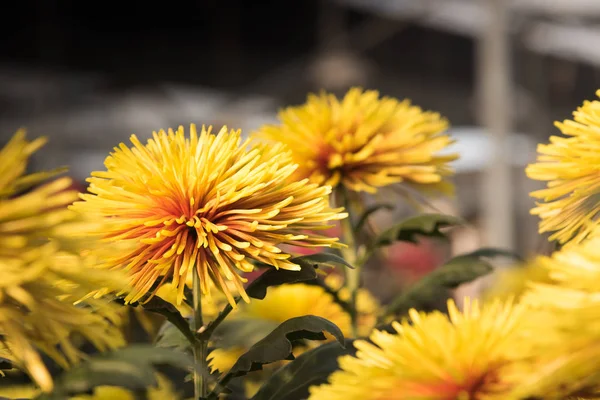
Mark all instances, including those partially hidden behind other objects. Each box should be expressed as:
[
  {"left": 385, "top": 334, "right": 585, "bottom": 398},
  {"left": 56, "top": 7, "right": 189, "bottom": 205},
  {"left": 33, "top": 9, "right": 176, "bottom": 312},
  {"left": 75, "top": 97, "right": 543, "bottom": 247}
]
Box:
[{"left": 477, "top": 0, "right": 514, "bottom": 249}]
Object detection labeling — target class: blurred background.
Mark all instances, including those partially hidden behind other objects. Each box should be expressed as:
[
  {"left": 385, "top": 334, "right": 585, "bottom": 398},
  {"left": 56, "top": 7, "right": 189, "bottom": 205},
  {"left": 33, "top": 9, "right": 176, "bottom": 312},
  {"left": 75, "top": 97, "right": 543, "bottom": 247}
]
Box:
[{"left": 2, "top": 0, "right": 598, "bottom": 300}]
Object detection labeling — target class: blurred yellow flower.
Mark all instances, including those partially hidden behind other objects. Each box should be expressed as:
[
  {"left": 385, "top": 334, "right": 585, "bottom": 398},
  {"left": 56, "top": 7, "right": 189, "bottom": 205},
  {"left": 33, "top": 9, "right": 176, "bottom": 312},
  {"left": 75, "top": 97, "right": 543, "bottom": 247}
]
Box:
[
  {"left": 70, "top": 374, "right": 179, "bottom": 400},
  {"left": 0, "top": 374, "right": 179, "bottom": 400},
  {"left": 324, "top": 274, "right": 380, "bottom": 337},
  {"left": 510, "top": 233, "right": 600, "bottom": 399},
  {"left": 0, "top": 131, "right": 125, "bottom": 392},
  {"left": 71, "top": 125, "right": 346, "bottom": 306},
  {"left": 526, "top": 90, "right": 600, "bottom": 245},
  {"left": 255, "top": 87, "right": 457, "bottom": 194},
  {"left": 481, "top": 262, "right": 550, "bottom": 304},
  {"left": 309, "top": 298, "right": 528, "bottom": 400},
  {"left": 0, "top": 129, "right": 54, "bottom": 198},
  {"left": 208, "top": 346, "right": 246, "bottom": 374},
  {"left": 239, "top": 283, "right": 352, "bottom": 333}
]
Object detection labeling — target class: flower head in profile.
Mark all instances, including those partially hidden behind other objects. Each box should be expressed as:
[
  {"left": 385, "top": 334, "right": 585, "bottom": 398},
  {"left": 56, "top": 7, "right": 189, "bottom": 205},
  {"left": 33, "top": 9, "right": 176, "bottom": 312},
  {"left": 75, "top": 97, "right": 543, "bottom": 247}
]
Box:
[
  {"left": 309, "top": 298, "right": 528, "bottom": 400},
  {"left": 71, "top": 125, "right": 346, "bottom": 306},
  {"left": 526, "top": 90, "right": 600, "bottom": 245},
  {"left": 255, "top": 87, "right": 457, "bottom": 194},
  {"left": 0, "top": 131, "right": 125, "bottom": 392}
]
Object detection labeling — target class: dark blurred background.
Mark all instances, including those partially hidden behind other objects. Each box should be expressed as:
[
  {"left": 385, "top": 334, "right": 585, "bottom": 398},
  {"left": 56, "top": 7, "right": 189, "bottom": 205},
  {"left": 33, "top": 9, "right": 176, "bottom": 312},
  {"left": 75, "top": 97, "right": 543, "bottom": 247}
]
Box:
[{"left": 2, "top": 0, "right": 599, "bottom": 296}]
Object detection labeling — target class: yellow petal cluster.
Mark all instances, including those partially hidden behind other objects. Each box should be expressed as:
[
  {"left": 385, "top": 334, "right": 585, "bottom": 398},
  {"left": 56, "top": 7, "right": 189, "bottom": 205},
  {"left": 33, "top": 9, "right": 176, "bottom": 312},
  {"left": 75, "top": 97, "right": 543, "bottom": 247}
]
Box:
[
  {"left": 526, "top": 90, "right": 600, "bottom": 244},
  {"left": 509, "top": 232, "right": 600, "bottom": 399},
  {"left": 255, "top": 87, "right": 457, "bottom": 194},
  {"left": 0, "top": 131, "right": 125, "bottom": 392},
  {"left": 309, "top": 298, "right": 528, "bottom": 400},
  {"left": 71, "top": 125, "right": 347, "bottom": 306}
]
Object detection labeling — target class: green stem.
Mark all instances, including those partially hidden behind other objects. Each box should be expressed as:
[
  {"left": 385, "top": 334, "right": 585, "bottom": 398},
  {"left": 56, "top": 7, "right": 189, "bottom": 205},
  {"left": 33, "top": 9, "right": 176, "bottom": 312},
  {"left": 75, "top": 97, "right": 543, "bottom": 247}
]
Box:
[
  {"left": 337, "top": 188, "right": 362, "bottom": 338},
  {"left": 200, "top": 302, "right": 235, "bottom": 341},
  {"left": 340, "top": 214, "right": 360, "bottom": 337},
  {"left": 192, "top": 272, "right": 208, "bottom": 399}
]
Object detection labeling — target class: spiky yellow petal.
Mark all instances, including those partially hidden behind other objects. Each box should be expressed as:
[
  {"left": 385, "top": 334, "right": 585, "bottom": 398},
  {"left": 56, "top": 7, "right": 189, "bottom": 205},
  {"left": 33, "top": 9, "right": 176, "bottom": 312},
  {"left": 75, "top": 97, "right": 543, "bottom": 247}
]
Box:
[
  {"left": 309, "top": 298, "right": 528, "bottom": 400},
  {"left": 526, "top": 90, "right": 600, "bottom": 245},
  {"left": 0, "top": 131, "right": 125, "bottom": 392},
  {"left": 71, "top": 125, "right": 347, "bottom": 306},
  {"left": 510, "top": 232, "right": 600, "bottom": 399}
]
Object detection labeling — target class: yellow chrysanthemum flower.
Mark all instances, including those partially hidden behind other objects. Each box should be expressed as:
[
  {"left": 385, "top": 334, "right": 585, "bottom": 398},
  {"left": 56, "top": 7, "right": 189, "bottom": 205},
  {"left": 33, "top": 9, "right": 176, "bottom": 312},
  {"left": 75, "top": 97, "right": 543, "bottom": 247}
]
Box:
[
  {"left": 309, "top": 298, "right": 528, "bottom": 400},
  {"left": 255, "top": 87, "right": 457, "bottom": 194},
  {"left": 510, "top": 233, "right": 600, "bottom": 399},
  {"left": 526, "top": 90, "right": 600, "bottom": 245},
  {"left": 208, "top": 281, "right": 379, "bottom": 374},
  {"left": 71, "top": 125, "right": 347, "bottom": 306},
  {"left": 0, "top": 131, "right": 125, "bottom": 392}
]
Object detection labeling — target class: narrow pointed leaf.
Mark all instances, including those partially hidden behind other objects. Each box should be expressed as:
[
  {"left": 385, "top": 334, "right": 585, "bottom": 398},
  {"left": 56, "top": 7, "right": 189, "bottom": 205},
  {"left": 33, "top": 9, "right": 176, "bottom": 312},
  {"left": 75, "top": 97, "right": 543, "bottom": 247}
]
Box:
[
  {"left": 251, "top": 340, "right": 355, "bottom": 400},
  {"left": 383, "top": 249, "right": 495, "bottom": 318},
  {"left": 372, "top": 213, "right": 464, "bottom": 248},
  {"left": 49, "top": 345, "right": 193, "bottom": 396},
  {"left": 155, "top": 320, "right": 192, "bottom": 351}
]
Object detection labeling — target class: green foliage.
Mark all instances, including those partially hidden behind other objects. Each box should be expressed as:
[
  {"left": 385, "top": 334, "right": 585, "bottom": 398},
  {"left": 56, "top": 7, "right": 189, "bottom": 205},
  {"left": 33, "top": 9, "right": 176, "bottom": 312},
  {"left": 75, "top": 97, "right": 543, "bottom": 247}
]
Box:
[
  {"left": 35, "top": 345, "right": 193, "bottom": 399},
  {"left": 251, "top": 340, "right": 355, "bottom": 400},
  {"left": 371, "top": 213, "right": 465, "bottom": 248},
  {"left": 154, "top": 319, "right": 192, "bottom": 352},
  {"left": 248, "top": 254, "right": 354, "bottom": 301},
  {"left": 227, "top": 315, "right": 344, "bottom": 378},
  {"left": 212, "top": 319, "right": 279, "bottom": 350},
  {"left": 120, "top": 295, "right": 195, "bottom": 346},
  {"left": 382, "top": 248, "right": 512, "bottom": 319}
]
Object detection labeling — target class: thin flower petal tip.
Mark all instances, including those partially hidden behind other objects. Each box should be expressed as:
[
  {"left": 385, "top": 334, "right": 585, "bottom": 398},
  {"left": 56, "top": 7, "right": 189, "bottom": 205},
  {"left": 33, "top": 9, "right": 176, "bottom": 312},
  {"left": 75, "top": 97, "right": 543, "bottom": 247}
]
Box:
[{"left": 71, "top": 124, "right": 346, "bottom": 307}]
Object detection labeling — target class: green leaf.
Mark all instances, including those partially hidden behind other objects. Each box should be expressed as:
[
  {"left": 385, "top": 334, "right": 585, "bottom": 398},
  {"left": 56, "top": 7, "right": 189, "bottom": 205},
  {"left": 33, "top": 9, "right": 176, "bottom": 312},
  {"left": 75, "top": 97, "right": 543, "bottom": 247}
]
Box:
[
  {"left": 212, "top": 318, "right": 280, "bottom": 350},
  {"left": 117, "top": 295, "right": 196, "bottom": 346},
  {"left": 247, "top": 254, "right": 353, "bottom": 300},
  {"left": 155, "top": 320, "right": 192, "bottom": 351},
  {"left": 228, "top": 315, "right": 344, "bottom": 378},
  {"left": 371, "top": 213, "right": 465, "bottom": 248},
  {"left": 463, "top": 247, "right": 523, "bottom": 262},
  {"left": 383, "top": 248, "right": 495, "bottom": 318},
  {"left": 251, "top": 340, "right": 354, "bottom": 400},
  {"left": 48, "top": 345, "right": 193, "bottom": 396},
  {"left": 354, "top": 203, "right": 394, "bottom": 232}
]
